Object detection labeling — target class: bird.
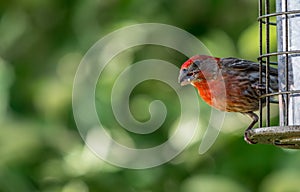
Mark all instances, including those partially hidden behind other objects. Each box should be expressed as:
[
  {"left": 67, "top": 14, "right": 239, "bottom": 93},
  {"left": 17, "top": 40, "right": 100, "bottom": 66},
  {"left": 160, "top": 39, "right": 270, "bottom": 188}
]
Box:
[{"left": 178, "top": 55, "right": 278, "bottom": 143}]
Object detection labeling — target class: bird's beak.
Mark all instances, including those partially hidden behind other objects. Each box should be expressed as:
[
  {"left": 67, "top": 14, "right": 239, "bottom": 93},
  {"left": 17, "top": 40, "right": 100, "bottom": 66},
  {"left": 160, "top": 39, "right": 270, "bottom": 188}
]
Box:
[{"left": 178, "top": 69, "right": 195, "bottom": 86}]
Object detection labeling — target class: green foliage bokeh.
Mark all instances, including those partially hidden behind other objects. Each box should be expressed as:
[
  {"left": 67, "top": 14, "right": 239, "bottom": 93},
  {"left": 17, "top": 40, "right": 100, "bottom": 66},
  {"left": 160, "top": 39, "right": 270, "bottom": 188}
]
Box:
[{"left": 0, "top": 0, "right": 299, "bottom": 192}]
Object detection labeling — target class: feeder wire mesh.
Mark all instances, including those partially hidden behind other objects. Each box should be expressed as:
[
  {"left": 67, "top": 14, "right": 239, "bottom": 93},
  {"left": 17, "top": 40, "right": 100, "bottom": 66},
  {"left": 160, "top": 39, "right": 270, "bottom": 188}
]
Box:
[{"left": 246, "top": 0, "right": 300, "bottom": 148}]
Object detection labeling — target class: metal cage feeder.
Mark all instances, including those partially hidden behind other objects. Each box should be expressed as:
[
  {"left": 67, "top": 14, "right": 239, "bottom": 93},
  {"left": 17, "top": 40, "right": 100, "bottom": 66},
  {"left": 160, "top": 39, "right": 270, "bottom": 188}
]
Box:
[{"left": 246, "top": 0, "right": 300, "bottom": 148}]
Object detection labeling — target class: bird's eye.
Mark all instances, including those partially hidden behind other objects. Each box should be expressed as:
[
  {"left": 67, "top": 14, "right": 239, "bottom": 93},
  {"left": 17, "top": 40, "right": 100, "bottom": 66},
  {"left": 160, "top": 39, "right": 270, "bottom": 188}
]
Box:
[{"left": 182, "top": 68, "right": 194, "bottom": 77}]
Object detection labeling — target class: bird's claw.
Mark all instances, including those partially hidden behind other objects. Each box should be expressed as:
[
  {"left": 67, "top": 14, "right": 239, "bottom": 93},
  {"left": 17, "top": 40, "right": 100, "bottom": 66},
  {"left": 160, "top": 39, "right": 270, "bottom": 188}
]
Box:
[{"left": 244, "top": 131, "right": 257, "bottom": 144}]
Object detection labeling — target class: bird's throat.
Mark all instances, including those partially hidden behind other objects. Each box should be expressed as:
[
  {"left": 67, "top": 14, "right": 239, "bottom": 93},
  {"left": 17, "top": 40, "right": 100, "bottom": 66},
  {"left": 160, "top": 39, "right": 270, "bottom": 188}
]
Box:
[{"left": 192, "top": 81, "right": 213, "bottom": 106}]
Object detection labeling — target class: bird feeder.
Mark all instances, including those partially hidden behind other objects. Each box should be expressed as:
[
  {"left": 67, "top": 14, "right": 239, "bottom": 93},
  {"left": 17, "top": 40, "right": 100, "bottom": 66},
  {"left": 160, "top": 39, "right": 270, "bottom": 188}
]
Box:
[{"left": 246, "top": 0, "right": 300, "bottom": 148}]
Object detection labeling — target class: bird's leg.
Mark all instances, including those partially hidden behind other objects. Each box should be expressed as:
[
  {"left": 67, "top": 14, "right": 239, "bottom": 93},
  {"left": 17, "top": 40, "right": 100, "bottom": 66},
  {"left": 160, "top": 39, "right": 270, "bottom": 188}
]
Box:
[
  {"left": 243, "top": 112, "right": 259, "bottom": 144},
  {"left": 244, "top": 112, "right": 259, "bottom": 131}
]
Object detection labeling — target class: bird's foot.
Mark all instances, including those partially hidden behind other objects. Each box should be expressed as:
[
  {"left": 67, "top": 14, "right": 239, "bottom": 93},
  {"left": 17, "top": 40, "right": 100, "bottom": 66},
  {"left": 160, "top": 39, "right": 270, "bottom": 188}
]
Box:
[
  {"left": 243, "top": 112, "right": 258, "bottom": 144},
  {"left": 244, "top": 130, "right": 257, "bottom": 144}
]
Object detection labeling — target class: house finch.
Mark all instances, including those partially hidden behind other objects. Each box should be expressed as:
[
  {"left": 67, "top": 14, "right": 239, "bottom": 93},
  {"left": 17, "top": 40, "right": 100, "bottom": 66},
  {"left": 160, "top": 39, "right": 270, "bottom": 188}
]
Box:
[{"left": 178, "top": 55, "right": 278, "bottom": 143}]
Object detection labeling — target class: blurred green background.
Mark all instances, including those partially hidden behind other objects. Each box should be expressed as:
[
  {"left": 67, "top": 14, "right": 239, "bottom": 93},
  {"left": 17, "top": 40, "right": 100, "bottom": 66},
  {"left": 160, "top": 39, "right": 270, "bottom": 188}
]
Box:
[{"left": 1, "top": 0, "right": 300, "bottom": 192}]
